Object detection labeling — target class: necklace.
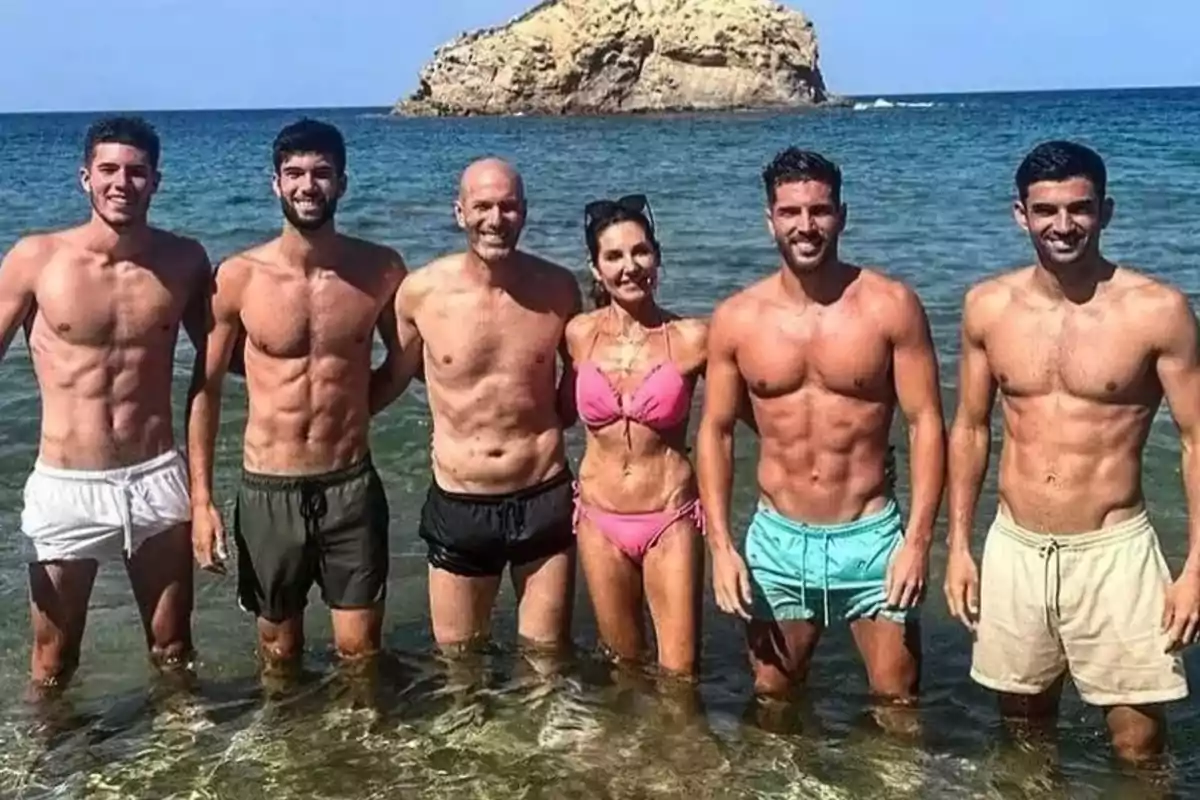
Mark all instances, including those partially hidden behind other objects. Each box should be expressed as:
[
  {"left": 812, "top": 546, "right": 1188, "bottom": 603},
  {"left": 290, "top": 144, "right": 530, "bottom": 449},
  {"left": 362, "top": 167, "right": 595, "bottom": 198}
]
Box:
[{"left": 604, "top": 307, "right": 662, "bottom": 374}]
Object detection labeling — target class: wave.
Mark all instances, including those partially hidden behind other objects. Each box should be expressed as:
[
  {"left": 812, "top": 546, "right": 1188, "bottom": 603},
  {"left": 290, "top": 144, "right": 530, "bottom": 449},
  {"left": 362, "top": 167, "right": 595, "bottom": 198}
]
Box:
[{"left": 853, "top": 98, "right": 939, "bottom": 111}]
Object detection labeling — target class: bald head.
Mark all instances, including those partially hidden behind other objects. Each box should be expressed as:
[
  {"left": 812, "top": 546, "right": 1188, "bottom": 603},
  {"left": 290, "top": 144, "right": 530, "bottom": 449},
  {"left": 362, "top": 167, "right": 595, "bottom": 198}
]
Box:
[
  {"left": 455, "top": 158, "right": 527, "bottom": 264},
  {"left": 459, "top": 158, "right": 525, "bottom": 203}
]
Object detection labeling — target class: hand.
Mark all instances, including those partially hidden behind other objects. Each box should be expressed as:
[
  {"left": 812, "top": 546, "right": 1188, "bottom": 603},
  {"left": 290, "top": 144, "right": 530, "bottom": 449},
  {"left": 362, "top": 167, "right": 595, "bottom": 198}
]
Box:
[
  {"left": 711, "top": 544, "right": 753, "bottom": 621},
  {"left": 886, "top": 536, "right": 929, "bottom": 610},
  {"left": 191, "top": 502, "right": 228, "bottom": 575},
  {"left": 943, "top": 546, "right": 980, "bottom": 631},
  {"left": 1162, "top": 570, "right": 1200, "bottom": 653}
]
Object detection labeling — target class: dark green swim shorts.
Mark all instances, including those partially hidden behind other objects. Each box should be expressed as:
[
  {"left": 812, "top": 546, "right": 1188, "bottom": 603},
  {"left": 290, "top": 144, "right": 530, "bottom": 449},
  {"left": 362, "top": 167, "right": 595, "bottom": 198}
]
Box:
[{"left": 233, "top": 456, "right": 389, "bottom": 622}]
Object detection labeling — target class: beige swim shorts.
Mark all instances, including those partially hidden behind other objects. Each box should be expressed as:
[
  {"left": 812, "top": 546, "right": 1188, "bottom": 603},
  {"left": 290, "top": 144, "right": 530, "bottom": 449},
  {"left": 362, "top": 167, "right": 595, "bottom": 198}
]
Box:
[{"left": 971, "top": 509, "right": 1189, "bottom": 707}]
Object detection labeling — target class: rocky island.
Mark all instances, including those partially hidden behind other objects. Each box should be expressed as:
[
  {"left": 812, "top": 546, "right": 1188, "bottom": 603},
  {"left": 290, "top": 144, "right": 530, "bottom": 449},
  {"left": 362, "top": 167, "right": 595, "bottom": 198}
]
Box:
[{"left": 394, "top": 0, "right": 829, "bottom": 117}]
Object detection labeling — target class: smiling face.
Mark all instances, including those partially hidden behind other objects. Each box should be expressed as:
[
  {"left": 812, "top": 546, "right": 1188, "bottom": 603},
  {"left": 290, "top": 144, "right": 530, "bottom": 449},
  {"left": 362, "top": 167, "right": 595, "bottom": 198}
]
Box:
[
  {"left": 80, "top": 143, "right": 159, "bottom": 228},
  {"left": 1015, "top": 176, "right": 1112, "bottom": 270},
  {"left": 455, "top": 160, "right": 526, "bottom": 264},
  {"left": 591, "top": 219, "right": 660, "bottom": 307},
  {"left": 273, "top": 151, "right": 345, "bottom": 232},
  {"left": 766, "top": 178, "right": 846, "bottom": 273}
]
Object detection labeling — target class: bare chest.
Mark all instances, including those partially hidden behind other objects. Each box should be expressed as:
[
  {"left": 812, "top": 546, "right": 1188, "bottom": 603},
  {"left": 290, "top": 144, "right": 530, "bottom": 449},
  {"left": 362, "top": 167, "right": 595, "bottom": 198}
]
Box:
[
  {"left": 32, "top": 258, "right": 184, "bottom": 347},
  {"left": 420, "top": 291, "right": 563, "bottom": 388},
  {"left": 986, "top": 309, "right": 1154, "bottom": 401},
  {"left": 740, "top": 308, "right": 892, "bottom": 401},
  {"left": 241, "top": 270, "right": 382, "bottom": 359}
]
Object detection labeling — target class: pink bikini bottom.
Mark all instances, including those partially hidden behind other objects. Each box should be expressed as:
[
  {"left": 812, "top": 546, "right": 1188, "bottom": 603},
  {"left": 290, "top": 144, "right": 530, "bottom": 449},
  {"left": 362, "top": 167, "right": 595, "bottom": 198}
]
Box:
[{"left": 573, "top": 495, "right": 704, "bottom": 563}]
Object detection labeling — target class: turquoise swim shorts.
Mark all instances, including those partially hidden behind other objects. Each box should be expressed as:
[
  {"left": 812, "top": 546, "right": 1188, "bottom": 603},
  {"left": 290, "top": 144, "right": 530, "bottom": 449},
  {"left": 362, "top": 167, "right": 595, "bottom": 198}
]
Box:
[{"left": 743, "top": 499, "right": 916, "bottom": 625}]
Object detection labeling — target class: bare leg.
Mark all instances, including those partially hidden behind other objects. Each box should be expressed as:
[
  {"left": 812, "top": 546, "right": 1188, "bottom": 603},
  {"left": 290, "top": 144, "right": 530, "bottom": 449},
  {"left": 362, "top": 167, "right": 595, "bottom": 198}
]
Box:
[
  {"left": 747, "top": 618, "right": 822, "bottom": 698},
  {"left": 576, "top": 516, "right": 645, "bottom": 664},
  {"left": 997, "top": 675, "right": 1065, "bottom": 747},
  {"left": 849, "top": 617, "right": 921, "bottom": 701},
  {"left": 643, "top": 519, "right": 703, "bottom": 677},
  {"left": 1106, "top": 704, "right": 1168, "bottom": 765},
  {"left": 331, "top": 605, "right": 383, "bottom": 661},
  {"left": 428, "top": 566, "right": 502, "bottom": 651},
  {"left": 511, "top": 548, "right": 576, "bottom": 648},
  {"left": 125, "top": 523, "right": 194, "bottom": 672},
  {"left": 27, "top": 560, "right": 99, "bottom": 697},
  {"left": 850, "top": 616, "right": 921, "bottom": 736},
  {"left": 257, "top": 615, "right": 305, "bottom": 679}
]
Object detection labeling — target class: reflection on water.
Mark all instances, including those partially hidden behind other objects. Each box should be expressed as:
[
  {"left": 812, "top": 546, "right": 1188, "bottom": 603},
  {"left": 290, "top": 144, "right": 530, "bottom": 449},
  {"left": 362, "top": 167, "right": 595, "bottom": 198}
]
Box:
[{"left": 1, "top": 629, "right": 1194, "bottom": 799}]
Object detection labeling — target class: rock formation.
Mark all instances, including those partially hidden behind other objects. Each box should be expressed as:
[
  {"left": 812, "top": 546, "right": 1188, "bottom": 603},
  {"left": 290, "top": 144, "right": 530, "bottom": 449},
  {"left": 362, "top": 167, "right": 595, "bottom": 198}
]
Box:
[{"left": 394, "top": 0, "right": 828, "bottom": 116}]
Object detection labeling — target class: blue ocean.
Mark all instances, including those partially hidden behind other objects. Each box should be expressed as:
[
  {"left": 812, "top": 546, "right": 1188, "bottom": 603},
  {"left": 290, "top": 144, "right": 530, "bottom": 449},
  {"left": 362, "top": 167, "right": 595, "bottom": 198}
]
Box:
[{"left": 1, "top": 88, "right": 1198, "bottom": 798}]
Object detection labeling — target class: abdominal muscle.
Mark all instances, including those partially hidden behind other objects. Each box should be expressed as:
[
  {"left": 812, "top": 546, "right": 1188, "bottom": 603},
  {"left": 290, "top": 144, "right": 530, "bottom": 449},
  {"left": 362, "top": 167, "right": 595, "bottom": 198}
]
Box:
[
  {"left": 753, "top": 391, "right": 894, "bottom": 525},
  {"left": 32, "top": 338, "right": 177, "bottom": 470},
  {"left": 577, "top": 423, "right": 696, "bottom": 514},
  {"left": 996, "top": 394, "right": 1152, "bottom": 533},
  {"left": 242, "top": 349, "right": 371, "bottom": 476}
]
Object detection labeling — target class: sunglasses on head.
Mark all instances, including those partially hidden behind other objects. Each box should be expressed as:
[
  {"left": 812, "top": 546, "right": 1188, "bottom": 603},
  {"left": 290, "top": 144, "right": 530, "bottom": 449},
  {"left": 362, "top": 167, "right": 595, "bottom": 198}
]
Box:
[{"left": 584, "top": 193, "right": 655, "bottom": 232}]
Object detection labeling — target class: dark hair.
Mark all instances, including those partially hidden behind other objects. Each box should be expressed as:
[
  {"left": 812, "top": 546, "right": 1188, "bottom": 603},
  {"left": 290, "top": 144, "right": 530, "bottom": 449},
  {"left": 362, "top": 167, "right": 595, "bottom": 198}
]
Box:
[
  {"left": 762, "top": 147, "right": 842, "bottom": 206},
  {"left": 1015, "top": 140, "right": 1107, "bottom": 201},
  {"left": 272, "top": 118, "right": 346, "bottom": 175},
  {"left": 83, "top": 116, "right": 160, "bottom": 170},
  {"left": 583, "top": 195, "right": 659, "bottom": 309}
]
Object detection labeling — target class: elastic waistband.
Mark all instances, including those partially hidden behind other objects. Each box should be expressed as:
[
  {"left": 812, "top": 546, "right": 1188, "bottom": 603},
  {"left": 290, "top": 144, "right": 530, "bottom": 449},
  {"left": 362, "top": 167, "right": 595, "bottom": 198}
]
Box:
[
  {"left": 754, "top": 498, "right": 900, "bottom": 539},
  {"left": 992, "top": 508, "right": 1153, "bottom": 551},
  {"left": 433, "top": 466, "right": 572, "bottom": 504},
  {"left": 33, "top": 448, "right": 183, "bottom": 482},
  {"left": 242, "top": 455, "right": 375, "bottom": 491}
]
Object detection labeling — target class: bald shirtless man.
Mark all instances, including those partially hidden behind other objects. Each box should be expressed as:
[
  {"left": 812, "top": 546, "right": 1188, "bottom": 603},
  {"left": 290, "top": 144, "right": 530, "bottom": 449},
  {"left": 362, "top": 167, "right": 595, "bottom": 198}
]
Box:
[
  {"left": 945, "top": 141, "right": 1196, "bottom": 764},
  {"left": 189, "top": 119, "right": 409, "bottom": 671},
  {"left": 698, "top": 148, "right": 945, "bottom": 705},
  {"left": 0, "top": 117, "right": 211, "bottom": 694},
  {"left": 388, "top": 158, "right": 581, "bottom": 653}
]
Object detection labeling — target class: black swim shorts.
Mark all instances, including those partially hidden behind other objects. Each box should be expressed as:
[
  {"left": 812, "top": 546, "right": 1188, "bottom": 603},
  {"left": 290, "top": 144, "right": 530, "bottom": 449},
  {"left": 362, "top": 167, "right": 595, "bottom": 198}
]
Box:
[
  {"left": 418, "top": 468, "right": 574, "bottom": 578},
  {"left": 234, "top": 457, "right": 389, "bottom": 622}
]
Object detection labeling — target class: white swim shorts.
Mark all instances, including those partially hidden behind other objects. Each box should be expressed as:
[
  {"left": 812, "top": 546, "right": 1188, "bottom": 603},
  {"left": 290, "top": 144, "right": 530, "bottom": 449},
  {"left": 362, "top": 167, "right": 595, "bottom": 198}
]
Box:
[{"left": 20, "top": 449, "right": 192, "bottom": 562}]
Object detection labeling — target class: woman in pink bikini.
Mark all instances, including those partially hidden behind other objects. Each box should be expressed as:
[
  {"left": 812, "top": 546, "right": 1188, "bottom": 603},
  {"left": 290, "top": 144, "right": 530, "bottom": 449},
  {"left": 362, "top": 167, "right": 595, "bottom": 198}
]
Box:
[{"left": 565, "top": 194, "right": 708, "bottom": 677}]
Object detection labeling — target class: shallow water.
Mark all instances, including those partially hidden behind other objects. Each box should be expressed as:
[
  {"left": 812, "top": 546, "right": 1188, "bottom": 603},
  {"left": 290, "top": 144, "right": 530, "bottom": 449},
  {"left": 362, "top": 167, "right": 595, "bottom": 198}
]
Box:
[{"left": 1, "top": 89, "right": 1199, "bottom": 798}]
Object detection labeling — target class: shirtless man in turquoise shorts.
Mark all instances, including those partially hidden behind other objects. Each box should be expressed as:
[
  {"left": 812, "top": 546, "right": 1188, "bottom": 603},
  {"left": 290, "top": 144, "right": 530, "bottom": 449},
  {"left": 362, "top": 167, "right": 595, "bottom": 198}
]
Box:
[{"left": 698, "top": 148, "right": 946, "bottom": 704}]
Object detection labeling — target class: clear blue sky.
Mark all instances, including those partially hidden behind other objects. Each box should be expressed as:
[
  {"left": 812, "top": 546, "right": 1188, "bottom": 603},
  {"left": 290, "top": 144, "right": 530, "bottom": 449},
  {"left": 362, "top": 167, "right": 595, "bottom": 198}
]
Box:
[{"left": 1, "top": 0, "right": 1195, "bottom": 113}]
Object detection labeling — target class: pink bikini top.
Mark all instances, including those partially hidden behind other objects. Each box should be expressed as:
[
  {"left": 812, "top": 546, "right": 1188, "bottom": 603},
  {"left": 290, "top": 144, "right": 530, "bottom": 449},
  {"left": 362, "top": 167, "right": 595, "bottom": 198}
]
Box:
[{"left": 576, "top": 322, "right": 692, "bottom": 433}]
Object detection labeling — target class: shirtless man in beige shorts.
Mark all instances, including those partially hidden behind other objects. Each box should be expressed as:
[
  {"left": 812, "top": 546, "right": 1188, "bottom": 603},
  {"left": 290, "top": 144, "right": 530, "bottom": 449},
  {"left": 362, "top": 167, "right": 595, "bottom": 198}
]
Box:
[
  {"left": 945, "top": 140, "right": 1197, "bottom": 764},
  {"left": 699, "top": 148, "right": 946, "bottom": 706},
  {"left": 389, "top": 158, "right": 581, "bottom": 653},
  {"left": 0, "top": 117, "right": 211, "bottom": 694},
  {"left": 189, "top": 119, "right": 409, "bottom": 671}
]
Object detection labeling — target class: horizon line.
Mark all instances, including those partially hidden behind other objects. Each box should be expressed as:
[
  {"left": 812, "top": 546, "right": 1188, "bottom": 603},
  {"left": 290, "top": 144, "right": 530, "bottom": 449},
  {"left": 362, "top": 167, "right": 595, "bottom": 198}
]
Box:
[{"left": 2, "top": 82, "right": 1197, "bottom": 116}]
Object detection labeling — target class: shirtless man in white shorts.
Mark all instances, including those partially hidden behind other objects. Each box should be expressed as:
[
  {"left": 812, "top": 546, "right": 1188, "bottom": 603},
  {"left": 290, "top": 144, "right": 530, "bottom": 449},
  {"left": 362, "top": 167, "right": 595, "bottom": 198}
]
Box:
[
  {"left": 946, "top": 140, "right": 1198, "bottom": 764},
  {"left": 0, "top": 117, "right": 211, "bottom": 695},
  {"left": 389, "top": 158, "right": 581, "bottom": 655}
]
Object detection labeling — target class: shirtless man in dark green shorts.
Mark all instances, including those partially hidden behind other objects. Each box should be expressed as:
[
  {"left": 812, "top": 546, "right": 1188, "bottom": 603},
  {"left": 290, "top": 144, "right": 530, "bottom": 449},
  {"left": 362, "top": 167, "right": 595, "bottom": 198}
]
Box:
[{"left": 188, "top": 119, "right": 412, "bottom": 671}]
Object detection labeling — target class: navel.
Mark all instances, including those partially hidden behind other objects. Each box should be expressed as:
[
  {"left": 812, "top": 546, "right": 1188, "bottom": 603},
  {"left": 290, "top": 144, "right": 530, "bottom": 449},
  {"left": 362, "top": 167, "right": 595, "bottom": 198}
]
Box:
[
  {"left": 1106, "top": 381, "right": 1118, "bottom": 392},
  {"left": 442, "top": 355, "right": 453, "bottom": 365},
  {"left": 535, "top": 354, "right": 547, "bottom": 364},
  {"left": 998, "top": 374, "right": 1009, "bottom": 385},
  {"left": 56, "top": 323, "right": 71, "bottom": 333}
]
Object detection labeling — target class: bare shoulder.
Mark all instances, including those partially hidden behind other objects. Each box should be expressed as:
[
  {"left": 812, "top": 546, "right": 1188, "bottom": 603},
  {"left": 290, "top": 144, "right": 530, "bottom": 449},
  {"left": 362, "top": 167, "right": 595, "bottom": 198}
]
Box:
[
  {"left": 856, "top": 267, "right": 928, "bottom": 315},
  {"left": 962, "top": 268, "right": 1027, "bottom": 335},
  {"left": 1114, "top": 267, "right": 1196, "bottom": 340},
  {"left": 518, "top": 251, "right": 581, "bottom": 305},
  {"left": 712, "top": 275, "right": 774, "bottom": 331},
  {"left": 565, "top": 307, "right": 604, "bottom": 349},
  {"left": 669, "top": 314, "right": 709, "bottom": 350},
  {"left": 213, "top": 248, "right": 259, "bottom": 296},
  {"left": 395, "top": 253, "right": 453, "bottom": 315},
  {"left": 1, "top": 232, "right": 58, "bottom": 274},
  {"left": 340, "top": 234, "right": 407, "bottom": 272}
]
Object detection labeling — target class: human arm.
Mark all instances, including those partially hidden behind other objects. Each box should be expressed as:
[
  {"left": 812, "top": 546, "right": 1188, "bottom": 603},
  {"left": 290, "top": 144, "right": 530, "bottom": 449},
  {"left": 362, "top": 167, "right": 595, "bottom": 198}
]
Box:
[
  {"left": 0, "top": 237, "right": 43, "bottom": 361},
  {"left": 368, "top": 253, "right": 420, "bottom": 415},
  {"left": 556, "top": 277, "right": 584, "bottom": 428},
  {"left": 885, "top": 287, "right": 947, "bottom": 609},
  {"left": 186, "top": 258, "right": 246, "bottom": 573},
  {"left": 696, "top": 301, "right": 752, "bottom": 619},
  {"left": 1155, "top": 289, "right": 1200, "bottom": 651},
  {"left": 943, "top": 286, "right": 999, "bottom": 629}
]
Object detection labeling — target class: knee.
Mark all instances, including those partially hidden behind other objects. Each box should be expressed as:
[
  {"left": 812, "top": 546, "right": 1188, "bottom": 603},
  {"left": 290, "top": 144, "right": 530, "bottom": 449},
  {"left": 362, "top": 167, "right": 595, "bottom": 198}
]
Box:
[
  {"left": 1110, "top": 718, "right": 1165, "bottom": 764},
  {"left": 30, "top": 630, "right": 79, "bottom": 684},
  {"left": 258, "top": 622, "right": 304, "bottom": 665}
]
